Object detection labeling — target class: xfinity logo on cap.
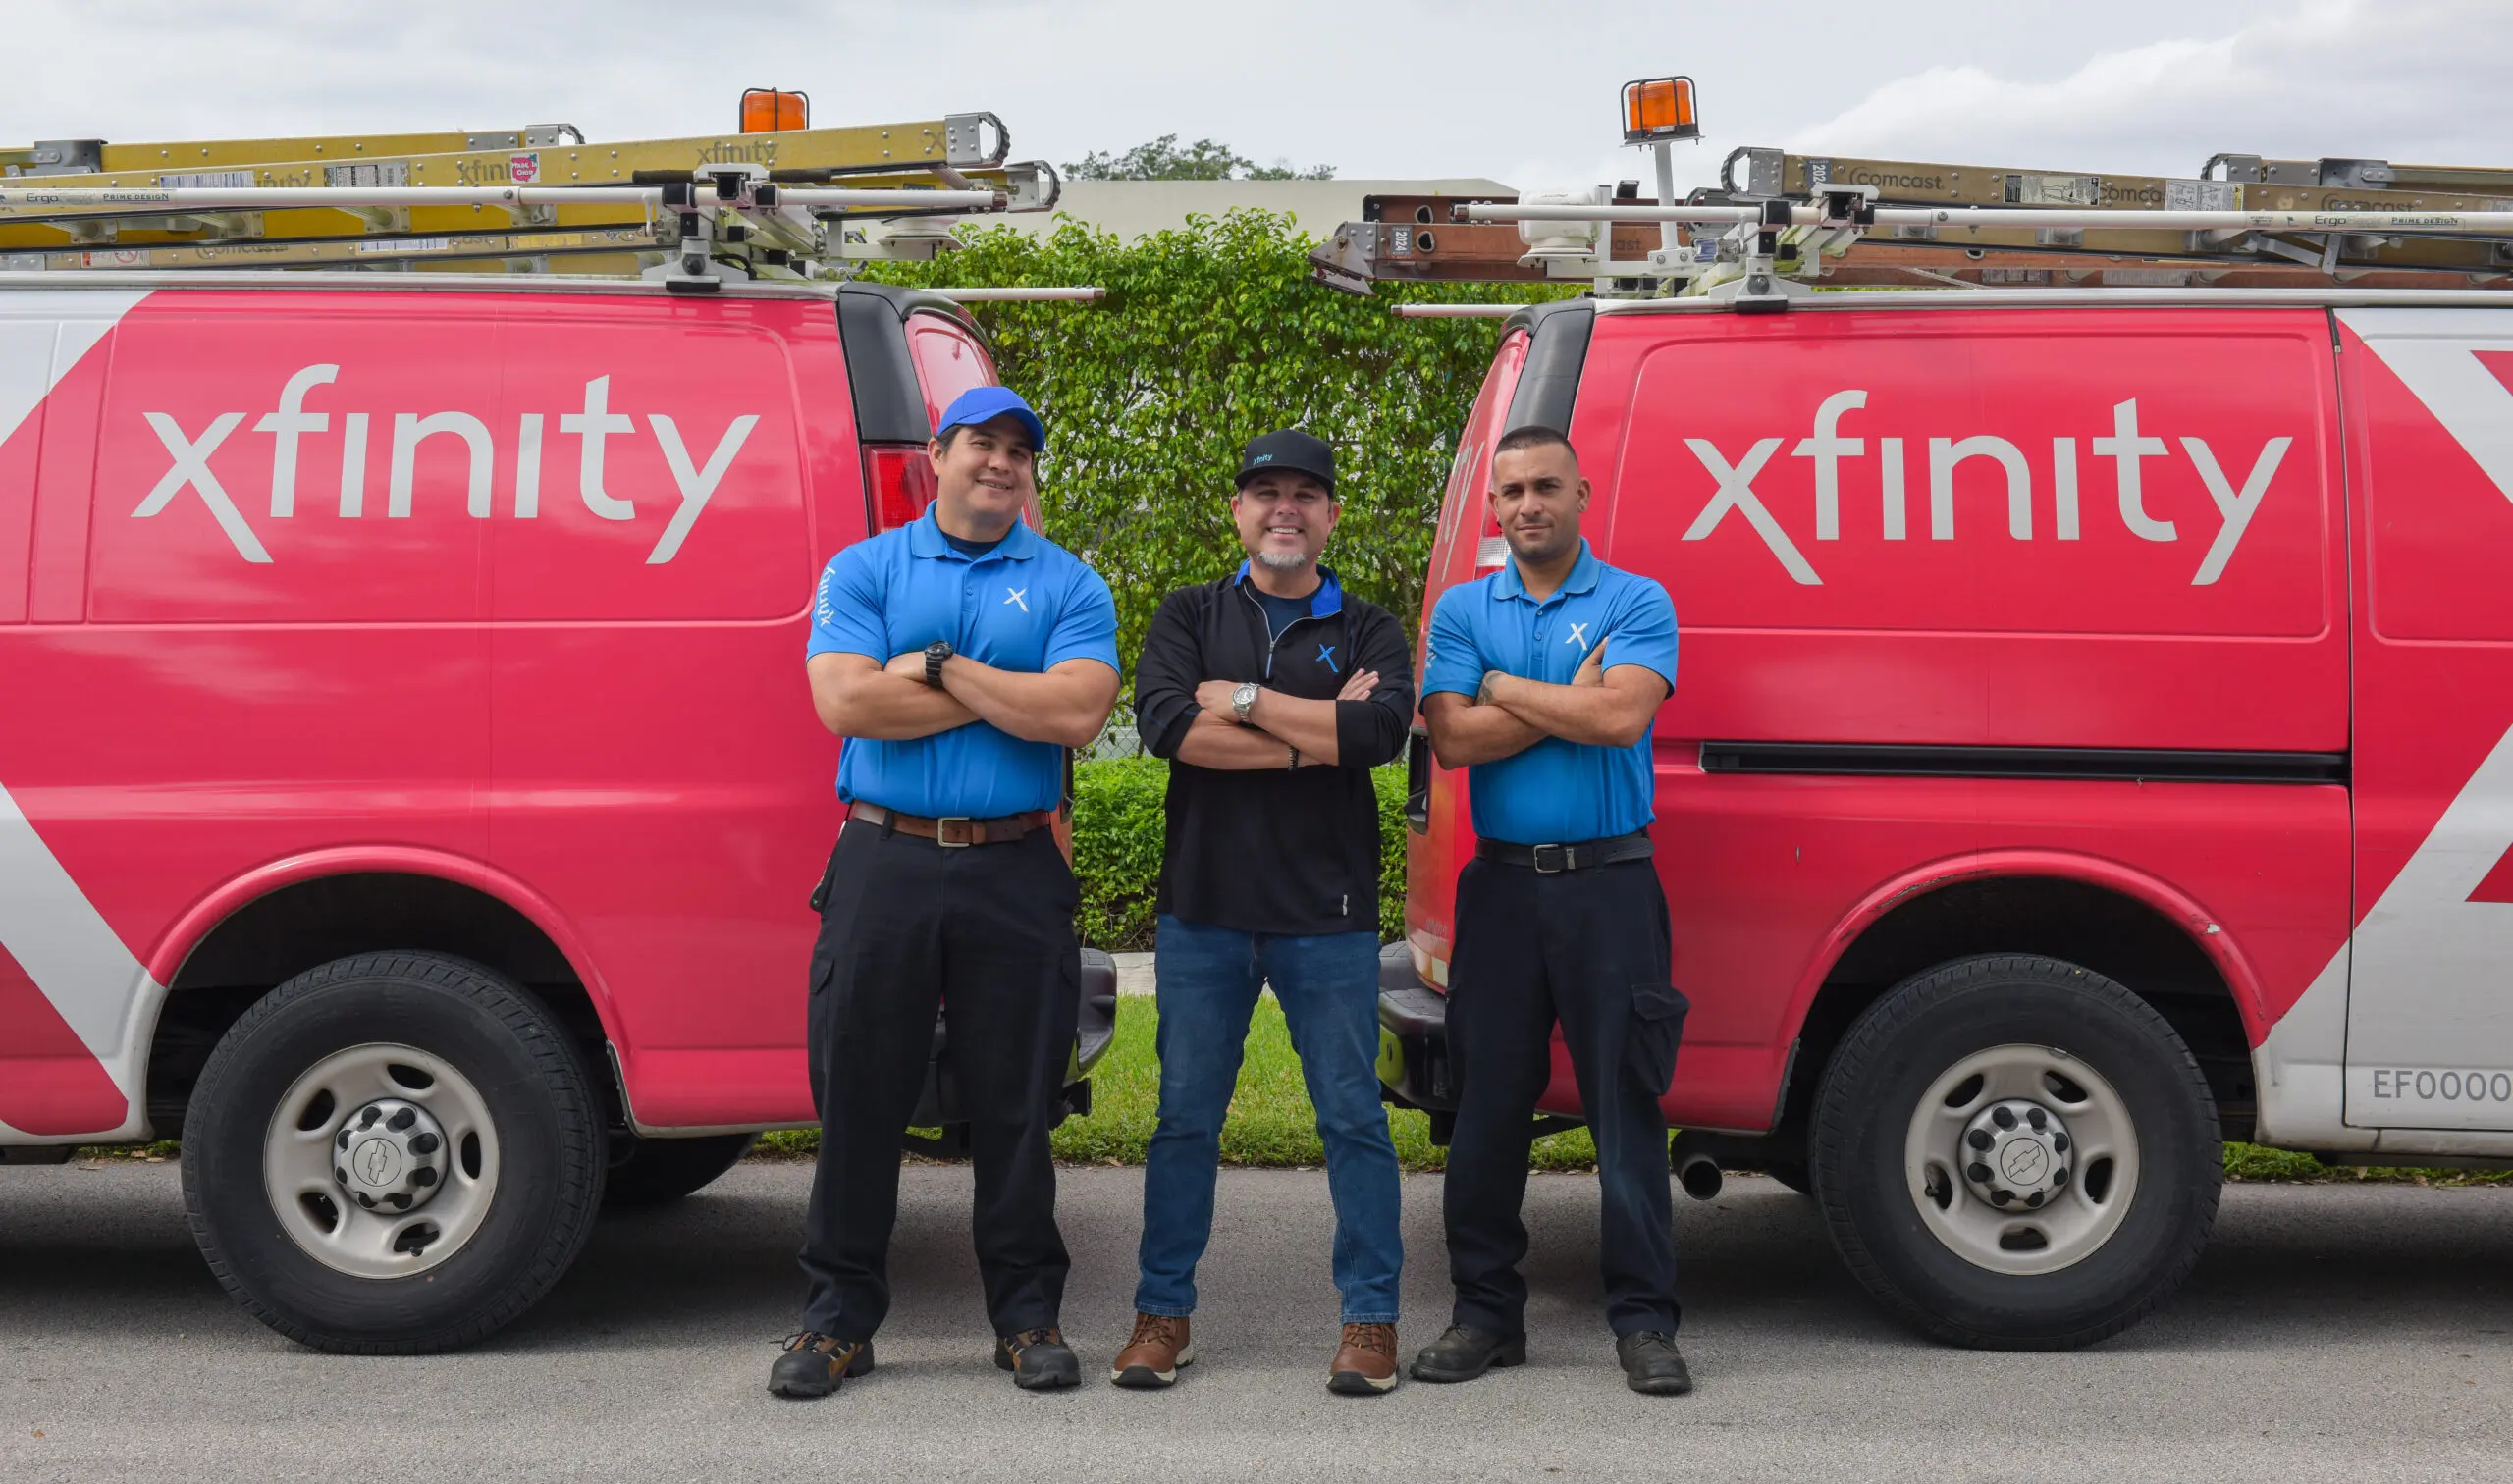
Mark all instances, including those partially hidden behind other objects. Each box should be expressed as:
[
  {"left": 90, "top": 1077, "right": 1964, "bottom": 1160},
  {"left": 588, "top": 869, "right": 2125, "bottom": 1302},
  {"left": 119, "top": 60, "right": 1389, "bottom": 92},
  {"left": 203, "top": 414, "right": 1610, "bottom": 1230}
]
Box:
[
  {"left": 1680, "top": 390, "right": 2290, "bottom": 587},
  {"left": 132, "top": 363, "right": 758, "bottom": 565}
]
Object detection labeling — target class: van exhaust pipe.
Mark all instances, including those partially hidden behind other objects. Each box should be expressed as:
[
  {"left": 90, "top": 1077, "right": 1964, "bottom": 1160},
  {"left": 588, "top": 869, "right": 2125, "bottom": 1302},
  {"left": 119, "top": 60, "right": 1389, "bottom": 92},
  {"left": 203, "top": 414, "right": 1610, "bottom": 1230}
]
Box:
[{"left": 1675, "top": 1150, "right": 1724, "bottom": 1201}]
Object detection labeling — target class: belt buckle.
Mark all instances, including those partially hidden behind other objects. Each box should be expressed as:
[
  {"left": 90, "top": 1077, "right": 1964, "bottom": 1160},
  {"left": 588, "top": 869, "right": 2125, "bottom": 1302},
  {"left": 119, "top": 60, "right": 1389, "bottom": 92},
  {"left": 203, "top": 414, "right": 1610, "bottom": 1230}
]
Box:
[
  {"left": 1531, "top": 842, "right": 1569, "bottom": 874},
  {"left": 935, "top": 817, "right": 977, "bottom": 848}
]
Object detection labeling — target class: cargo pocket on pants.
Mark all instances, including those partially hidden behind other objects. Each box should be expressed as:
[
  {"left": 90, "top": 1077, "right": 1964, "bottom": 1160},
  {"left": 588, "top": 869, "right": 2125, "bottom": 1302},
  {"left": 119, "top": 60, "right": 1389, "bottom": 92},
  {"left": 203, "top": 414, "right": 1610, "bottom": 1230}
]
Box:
[{"left": 1627, "top": 983, "right": 1689, "bottom": 1096}]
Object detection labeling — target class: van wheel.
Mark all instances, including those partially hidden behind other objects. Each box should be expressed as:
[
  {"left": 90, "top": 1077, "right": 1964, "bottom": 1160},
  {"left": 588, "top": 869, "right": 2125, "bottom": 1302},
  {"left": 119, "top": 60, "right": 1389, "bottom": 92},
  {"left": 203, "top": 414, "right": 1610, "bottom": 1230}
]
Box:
[
  {"left": 1808, "top": 954, "right": 2219, "bottom": 1350},
  {"left": 181, "top": 953, "right": 604, "bottom": 1353},
  {"left": 605, "top": 1133, "right": 757, "bottom": 1207}
]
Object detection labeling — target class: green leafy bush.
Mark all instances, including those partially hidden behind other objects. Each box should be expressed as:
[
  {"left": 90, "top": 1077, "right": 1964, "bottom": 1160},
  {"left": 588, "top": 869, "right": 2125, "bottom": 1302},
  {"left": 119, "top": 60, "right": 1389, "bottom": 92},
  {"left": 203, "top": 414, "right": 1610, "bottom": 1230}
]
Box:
[
  {"left": 867, "top": 213, "right": 1575, "bottom": 667},
  {"left": 1071, "top": 758, "right": 1408, "bottom": 950},
  {"left": 1071, "top": 757, "right": 1169, "bottom": 950}
]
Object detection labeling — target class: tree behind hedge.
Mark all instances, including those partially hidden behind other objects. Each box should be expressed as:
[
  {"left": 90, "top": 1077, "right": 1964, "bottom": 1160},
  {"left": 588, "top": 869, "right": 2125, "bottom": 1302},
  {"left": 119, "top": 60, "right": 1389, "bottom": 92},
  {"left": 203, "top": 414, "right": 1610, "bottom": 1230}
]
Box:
[{"left": 868, "top": 213, "right": 1572, "bottom": 677}]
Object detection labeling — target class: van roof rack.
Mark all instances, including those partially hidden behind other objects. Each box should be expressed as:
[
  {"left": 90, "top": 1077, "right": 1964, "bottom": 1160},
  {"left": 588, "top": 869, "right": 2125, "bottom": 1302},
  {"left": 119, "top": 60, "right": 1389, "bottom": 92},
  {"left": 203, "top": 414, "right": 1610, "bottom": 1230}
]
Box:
[
  {"left": 1310, "top": 75, "right": 2513, "bottom": 304},
  {"left": 0, "top": 102, "right": 1059, "bottom": 290}
]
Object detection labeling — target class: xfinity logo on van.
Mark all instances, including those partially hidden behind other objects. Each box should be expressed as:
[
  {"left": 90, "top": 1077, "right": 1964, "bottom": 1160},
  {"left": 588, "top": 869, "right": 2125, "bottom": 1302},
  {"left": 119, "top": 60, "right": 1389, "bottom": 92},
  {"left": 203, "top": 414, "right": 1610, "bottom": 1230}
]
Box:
[
  {"left": 131, "top": 364, "right": 759, "bottom": 565},
  {"left": 1680, "top": 392, "right": 2289, "bottom": 587}
]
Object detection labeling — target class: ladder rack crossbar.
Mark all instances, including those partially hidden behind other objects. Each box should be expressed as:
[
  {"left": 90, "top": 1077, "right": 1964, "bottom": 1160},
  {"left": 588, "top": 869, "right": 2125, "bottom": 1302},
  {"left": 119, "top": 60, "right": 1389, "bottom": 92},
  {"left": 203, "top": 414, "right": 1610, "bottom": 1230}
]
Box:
[
  {"left": 0, "top": 186, "right": 1002, "bottom": 217},
  {"left": 1471, "top": 202, "right": 2513, "bottom": 235}
]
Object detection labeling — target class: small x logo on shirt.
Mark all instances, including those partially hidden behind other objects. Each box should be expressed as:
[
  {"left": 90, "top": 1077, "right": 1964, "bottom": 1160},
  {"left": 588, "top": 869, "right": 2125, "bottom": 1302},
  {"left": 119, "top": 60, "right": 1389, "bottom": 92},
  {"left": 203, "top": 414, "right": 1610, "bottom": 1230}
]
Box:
[
  {"left": 1315, "top": 643, "right": 1339, "bottom": 673},
  {"left": 1004, "top": 587, "right": 1029, "bottom": 612},
  {"left": 1566, "top": 621, "right": 1591, "bottom": 652}
]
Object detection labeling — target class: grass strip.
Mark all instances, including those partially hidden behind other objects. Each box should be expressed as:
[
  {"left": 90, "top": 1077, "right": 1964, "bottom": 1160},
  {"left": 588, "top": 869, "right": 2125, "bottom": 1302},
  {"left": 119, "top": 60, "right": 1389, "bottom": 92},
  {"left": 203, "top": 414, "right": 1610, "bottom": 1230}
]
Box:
[{"left": 751, "top": 998, "right": 2509, "bottom": 1185}]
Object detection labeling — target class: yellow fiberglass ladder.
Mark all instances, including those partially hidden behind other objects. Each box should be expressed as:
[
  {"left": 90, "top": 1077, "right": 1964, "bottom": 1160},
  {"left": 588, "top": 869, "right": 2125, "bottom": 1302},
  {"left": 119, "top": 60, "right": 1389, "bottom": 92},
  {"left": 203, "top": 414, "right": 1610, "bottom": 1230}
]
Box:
[
  {"left": 1310, "top": 76, "right": 2513, "bottom": 304},
  {"left": 0, "top": 90, "right": 1060, "bottom": 290}
]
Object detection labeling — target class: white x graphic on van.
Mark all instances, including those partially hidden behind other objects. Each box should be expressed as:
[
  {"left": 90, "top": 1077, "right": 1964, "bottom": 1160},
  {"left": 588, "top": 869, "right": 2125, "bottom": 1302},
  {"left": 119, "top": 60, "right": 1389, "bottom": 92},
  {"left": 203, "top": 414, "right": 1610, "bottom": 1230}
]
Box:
[
  {"left": 132, "top": 411, "right": 271, "bottom": 563},
  {"left": 1004, "top": 587, "right": 1029, "bottom": 612},
  {"left": 1681, "top": 436, "right": 1820, "bottom": 586},
  {"left": 1566, "top": 621, "right": 1591, "bottom": 652}
]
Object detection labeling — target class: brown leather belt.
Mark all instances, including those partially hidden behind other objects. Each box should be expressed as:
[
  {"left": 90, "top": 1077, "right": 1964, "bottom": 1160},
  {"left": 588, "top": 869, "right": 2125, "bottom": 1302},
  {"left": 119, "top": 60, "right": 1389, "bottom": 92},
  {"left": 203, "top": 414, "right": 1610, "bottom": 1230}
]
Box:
[{"left": 847, "top": 801, "right": 1056, "bottom": 847}]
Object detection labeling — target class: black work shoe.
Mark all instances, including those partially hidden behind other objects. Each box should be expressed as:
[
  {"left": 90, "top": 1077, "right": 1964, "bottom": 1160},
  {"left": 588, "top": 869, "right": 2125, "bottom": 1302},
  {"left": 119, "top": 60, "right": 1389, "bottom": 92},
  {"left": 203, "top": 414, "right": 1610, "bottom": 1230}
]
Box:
[
  {"left": 1616, "top": 1331, "right": 1693, "bottom": 1396},
  {"left": 1408, "top": 1323, "right": 1526, "bottom": 1383},
  {"left": 768, "top": 1331, "right": 874, "bottom": 1398},
  {"left": 995, "top": 1326, "right": 1082, "bottom": 1390}
]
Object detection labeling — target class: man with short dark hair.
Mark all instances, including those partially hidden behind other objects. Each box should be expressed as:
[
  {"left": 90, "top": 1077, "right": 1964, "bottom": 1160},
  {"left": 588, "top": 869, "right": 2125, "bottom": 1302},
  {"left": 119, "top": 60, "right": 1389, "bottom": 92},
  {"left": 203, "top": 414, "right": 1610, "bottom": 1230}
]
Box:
[
  {"left": 1118, "top": 428, "right": 1417, "bottom": 1395},
  {"left": 772, "top": 386, "right": 1121, "bottom": 1399},
  {"left": 1410, "top": 425, "right": 1693, "bottom": 1397}
]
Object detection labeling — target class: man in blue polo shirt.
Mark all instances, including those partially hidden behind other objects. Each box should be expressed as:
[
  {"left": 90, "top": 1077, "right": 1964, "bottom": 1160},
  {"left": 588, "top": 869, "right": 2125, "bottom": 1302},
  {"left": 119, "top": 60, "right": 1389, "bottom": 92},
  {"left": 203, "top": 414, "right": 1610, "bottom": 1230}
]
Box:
[
  {"left": 1408, "top": 425, "right": 1693, "bottom": 1398},
  {"left": 771, "top": 387, "right": 1120, "bottom": 1400}
]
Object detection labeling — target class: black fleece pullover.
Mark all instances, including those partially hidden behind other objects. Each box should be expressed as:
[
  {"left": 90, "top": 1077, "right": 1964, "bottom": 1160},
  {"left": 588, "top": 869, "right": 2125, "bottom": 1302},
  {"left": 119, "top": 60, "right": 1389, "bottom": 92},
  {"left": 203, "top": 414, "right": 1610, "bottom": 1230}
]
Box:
[{"left": 1133, "top": 564, "right": 1415, "bottom": 936}]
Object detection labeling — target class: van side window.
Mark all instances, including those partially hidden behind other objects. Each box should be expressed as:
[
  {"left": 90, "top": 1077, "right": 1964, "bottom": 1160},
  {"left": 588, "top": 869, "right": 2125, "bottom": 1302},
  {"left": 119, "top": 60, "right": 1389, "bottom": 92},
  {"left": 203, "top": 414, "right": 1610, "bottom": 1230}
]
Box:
[
  {"left": 1431, "top": 329, "right": 1529, "bottom": 588},
  {"left": 2359, "top": 344, "right": 2513, "bottom": 643},
  {"left": 904, "top": 312, "right": 1026, "bottom": 525},
  {"left": 905, "top": 314, "right": 1000, "bottom": 433}
]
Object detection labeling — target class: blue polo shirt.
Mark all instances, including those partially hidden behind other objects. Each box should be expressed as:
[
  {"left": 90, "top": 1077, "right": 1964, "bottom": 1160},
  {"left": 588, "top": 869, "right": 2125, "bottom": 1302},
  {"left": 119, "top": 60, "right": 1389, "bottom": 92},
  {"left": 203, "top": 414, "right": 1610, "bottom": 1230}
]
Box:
[
  {"left": 1420, "top": 541, "right": 1678, "bottom": 845},
  {"left": 808, "top": 507, "right": 1118, "bottom": 817}
]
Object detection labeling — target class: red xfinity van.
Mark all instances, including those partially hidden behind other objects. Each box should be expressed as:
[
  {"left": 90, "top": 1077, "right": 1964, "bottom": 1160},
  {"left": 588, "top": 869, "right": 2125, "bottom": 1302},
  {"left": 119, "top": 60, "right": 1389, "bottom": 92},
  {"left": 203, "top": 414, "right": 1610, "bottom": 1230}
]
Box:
[
  {"left": 0, "top": 275, "right": 1117, "bottom": 1352},
  {"left": 1381, "top": 290, "right": 2513, "bottom": 1348}
]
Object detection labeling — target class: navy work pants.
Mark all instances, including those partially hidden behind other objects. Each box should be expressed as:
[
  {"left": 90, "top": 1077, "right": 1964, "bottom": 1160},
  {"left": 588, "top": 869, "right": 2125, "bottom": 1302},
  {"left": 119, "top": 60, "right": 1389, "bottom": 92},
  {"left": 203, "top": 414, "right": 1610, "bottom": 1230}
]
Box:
[
  {"left": 797, "top": 822, "right": 1081, "bottom": 1342},
  {"left": 1441, "top": 854, "right": 1687, "bottom": 1339}
]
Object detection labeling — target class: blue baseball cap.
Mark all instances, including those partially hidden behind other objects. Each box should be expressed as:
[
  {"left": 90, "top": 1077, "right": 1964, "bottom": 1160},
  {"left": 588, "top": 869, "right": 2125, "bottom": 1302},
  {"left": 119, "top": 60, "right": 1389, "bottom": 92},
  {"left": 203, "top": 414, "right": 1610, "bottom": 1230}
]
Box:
[{"left": 936, "top": 386, "right": 1046, "bottom": 453}]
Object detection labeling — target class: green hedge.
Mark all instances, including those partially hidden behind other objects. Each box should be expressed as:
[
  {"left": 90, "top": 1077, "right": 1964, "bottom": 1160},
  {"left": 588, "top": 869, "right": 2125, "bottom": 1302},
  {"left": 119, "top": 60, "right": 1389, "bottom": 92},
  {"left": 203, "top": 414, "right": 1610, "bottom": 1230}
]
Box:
[
  {"left": 1072, "top": 757, "right": 1407, "bottom": 950},
  {"left": 867, "top": 213, "right": 1576, "bottom": 667}
]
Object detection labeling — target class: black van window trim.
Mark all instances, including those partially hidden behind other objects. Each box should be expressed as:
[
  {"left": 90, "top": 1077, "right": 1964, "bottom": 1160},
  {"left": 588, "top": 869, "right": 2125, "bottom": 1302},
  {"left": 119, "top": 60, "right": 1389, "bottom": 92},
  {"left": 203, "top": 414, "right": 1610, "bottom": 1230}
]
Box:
[{"left": 1696, "top": 741, "right": 2346, "bottom": 787}]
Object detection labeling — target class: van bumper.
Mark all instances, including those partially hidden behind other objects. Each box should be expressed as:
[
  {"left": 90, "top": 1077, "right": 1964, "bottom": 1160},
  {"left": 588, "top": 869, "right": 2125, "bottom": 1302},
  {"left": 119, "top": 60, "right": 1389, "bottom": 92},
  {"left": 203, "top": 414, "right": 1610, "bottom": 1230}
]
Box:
[
  {"left": 1375, "top": 940, "right": 1454, "bottom": 1113},
  {"left": 910, "top": 946, "right": 1117, "bottom": 1131}
]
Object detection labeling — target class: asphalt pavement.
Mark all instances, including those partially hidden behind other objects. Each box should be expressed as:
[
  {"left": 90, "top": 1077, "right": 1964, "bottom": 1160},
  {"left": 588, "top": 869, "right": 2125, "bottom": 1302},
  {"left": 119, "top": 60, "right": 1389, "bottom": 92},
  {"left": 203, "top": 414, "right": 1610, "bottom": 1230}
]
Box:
[{"left": 3, "top": 1160, "right": 2510, "bottom": 1483}]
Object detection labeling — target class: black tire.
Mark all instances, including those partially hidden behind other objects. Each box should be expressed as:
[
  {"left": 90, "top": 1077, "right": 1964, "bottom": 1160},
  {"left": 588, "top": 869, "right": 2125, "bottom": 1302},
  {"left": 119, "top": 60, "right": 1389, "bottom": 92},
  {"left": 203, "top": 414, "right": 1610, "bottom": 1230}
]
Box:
[
  {"left": 604, "top": 1133, "right": 757, "bottom": 1207},
  {"left": 1808, "top": 954, "right": 2219, "bottom": 1351},
  {"left": 181, "top": 952, "right": 605, "bottom": 1353}
]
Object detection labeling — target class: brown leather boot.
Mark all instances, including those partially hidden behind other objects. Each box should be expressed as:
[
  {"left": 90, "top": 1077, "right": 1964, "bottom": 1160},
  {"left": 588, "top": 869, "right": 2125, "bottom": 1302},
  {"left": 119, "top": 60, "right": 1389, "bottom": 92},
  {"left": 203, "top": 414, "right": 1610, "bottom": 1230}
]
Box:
[
  {"left": 1328, "top": 1322, "right": 1399, "bottom": 1395},
  {"left": 1109, "top": 1313, "right": 1193, "bottom": 1389}
]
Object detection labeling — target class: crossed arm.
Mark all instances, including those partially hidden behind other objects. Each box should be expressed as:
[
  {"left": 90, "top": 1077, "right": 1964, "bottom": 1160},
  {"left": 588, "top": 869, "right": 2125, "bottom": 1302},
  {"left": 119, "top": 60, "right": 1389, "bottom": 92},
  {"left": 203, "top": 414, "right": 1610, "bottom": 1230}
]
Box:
[
  {"left": 1175, "top": 668, "right": 1378, "bottom": 769},
  {"left": 806, "top": 650, "right": 1120, "bottom": 750},
  {"left": 1423, "top": 639, "right": 1671, "bottom": 768}
]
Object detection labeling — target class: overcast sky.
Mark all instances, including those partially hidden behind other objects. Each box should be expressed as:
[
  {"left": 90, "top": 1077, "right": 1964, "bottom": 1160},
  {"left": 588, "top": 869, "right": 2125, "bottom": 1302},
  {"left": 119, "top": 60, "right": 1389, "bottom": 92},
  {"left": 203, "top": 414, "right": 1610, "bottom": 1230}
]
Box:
[{"left": 9, "top": 0, "right": 2508, "bottom": 196}]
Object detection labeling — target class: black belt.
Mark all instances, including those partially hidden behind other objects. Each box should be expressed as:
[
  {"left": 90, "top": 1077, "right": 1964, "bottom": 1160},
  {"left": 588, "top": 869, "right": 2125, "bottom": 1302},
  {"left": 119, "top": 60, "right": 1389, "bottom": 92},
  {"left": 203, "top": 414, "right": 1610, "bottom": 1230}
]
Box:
[{"left": 1475, "top": 831, "right": 1653, "bottom": 874}]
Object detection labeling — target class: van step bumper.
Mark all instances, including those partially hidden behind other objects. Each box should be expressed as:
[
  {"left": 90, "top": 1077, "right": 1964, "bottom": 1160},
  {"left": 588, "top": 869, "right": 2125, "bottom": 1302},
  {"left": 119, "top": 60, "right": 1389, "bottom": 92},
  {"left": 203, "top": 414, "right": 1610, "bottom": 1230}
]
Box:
[
  {"left": 1376, "top": 941, "right": 1454, "bottom": 1113},
  {"left": 908, "top": 946, "right": 1117, "bottom": 1136}
]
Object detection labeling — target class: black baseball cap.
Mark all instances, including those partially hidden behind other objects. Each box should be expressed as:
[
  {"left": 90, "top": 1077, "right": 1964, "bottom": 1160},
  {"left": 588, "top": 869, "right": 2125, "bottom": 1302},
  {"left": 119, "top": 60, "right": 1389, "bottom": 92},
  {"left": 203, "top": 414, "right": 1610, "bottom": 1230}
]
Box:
[{"left": 1234, "top": 429, "right": 1335, "bottom": 495}]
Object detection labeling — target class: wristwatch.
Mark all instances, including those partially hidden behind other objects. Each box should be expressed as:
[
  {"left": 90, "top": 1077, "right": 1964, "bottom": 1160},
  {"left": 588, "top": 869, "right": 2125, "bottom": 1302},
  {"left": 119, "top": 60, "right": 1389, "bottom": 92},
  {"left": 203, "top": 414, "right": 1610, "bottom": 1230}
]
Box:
[
  {"left": 1231, "top": 681, "right": 1260, "bottom": 723},
  {"left": 1287, "top": 745, "right": 1301, "bottom": 770},
  {"left": 924, "top": 640, "right": 953, "bottom": 688}
]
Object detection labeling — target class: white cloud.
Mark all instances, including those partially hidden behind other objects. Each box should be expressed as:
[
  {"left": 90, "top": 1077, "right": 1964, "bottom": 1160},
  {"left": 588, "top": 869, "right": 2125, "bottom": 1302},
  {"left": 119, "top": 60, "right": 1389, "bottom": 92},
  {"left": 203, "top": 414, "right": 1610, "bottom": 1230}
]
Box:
[{"left": 1789, "top": 0, "right": 2513, "bottom": 179}]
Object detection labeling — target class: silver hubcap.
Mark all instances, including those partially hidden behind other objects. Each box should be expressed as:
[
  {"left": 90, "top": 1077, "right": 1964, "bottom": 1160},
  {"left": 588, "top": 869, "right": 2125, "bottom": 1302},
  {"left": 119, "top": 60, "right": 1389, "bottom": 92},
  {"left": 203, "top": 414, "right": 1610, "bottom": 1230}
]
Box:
[
  {"left": 262, "top": 1044, "right": 500, "bottom": 1279},
  {"left": 1903, "top": 1044, "right": 2138, "bottom": 1276}
]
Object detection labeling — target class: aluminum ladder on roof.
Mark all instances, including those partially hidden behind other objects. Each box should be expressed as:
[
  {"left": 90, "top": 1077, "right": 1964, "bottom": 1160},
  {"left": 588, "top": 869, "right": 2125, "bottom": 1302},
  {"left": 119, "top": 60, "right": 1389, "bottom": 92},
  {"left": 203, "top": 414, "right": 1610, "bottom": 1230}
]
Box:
[{"left": 0, "top": 110, "right": 1059, "bottom": 285}]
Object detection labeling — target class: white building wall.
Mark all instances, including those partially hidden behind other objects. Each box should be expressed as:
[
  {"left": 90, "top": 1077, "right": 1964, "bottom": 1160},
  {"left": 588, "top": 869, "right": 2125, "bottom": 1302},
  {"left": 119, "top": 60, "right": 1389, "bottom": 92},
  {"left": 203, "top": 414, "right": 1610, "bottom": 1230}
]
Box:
[{"left": 981, "top": 178, "right": 1517, "bottom": 242}]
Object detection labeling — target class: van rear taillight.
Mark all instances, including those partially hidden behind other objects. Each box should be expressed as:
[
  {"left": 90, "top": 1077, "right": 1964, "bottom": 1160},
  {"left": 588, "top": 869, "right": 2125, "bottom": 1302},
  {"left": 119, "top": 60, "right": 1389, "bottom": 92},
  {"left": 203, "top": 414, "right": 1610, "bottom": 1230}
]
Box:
[
  {"left": 1406, "top": 727, "right": 1431, "bottom": 833},
  {"left": 863, "top": 444, "right": 938, "bottom": 532}
]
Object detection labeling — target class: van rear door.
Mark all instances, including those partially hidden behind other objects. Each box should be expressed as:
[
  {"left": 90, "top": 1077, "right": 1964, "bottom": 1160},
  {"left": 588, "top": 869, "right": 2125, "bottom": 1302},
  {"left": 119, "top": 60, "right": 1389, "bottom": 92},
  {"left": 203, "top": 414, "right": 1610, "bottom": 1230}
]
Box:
[{"left": 2335, "top": 305, "right": 2513, "bottom": 1132}]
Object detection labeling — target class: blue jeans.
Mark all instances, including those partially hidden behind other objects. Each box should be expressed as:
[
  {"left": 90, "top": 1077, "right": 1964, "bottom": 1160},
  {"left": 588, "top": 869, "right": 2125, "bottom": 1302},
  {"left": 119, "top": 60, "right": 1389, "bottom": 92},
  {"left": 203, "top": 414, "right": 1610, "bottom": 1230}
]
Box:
[{"left": 1135, "top": 916, "right": 1403, "bottom": 1324}]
